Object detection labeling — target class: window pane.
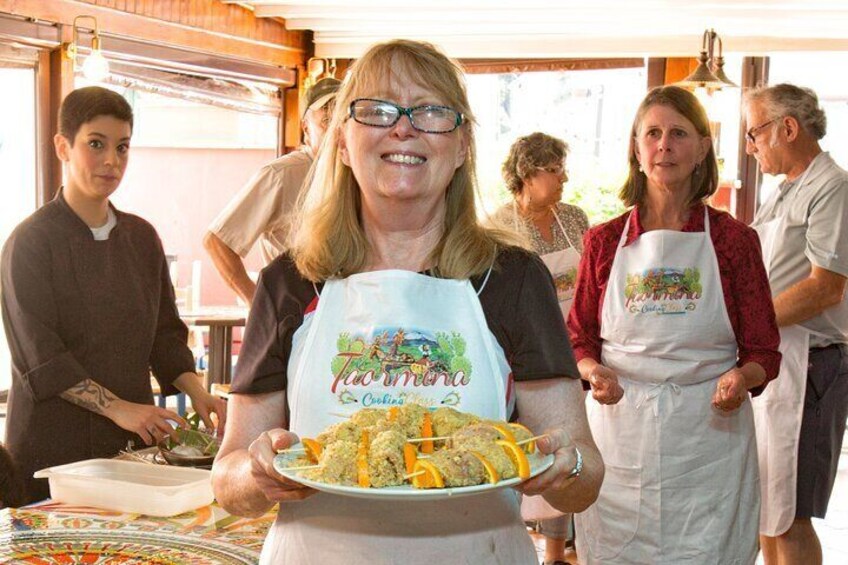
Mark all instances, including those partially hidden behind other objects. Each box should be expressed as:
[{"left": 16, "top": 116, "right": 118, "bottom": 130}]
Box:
[
  {"left": 0, "top": 67, "right": 37, "bottom": 392},
  {"left": 468, "top": 67, "right": 645, "bottom": 225},
  {"left": 759, "top": 53, "right": 848, "bottom": 205}
]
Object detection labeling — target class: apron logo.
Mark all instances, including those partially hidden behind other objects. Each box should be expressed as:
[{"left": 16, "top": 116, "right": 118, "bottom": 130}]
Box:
[
  {"left": 554, "top": 267, "right": 578, "bottom": 302},
  {"left": 330, "top": 328, "right": 473, "bottom": 406},
  {"left": 624, "top": 267, "right": 702, "bottom": 315}
]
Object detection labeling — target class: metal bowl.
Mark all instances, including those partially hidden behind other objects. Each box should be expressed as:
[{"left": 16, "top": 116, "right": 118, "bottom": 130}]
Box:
[{"left": 157, "top": 429, "right": 220, "bottom": 468}]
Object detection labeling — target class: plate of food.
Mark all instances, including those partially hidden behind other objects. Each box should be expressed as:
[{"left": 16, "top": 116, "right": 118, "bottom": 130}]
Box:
[{"left": 272, "top": 405, "right": 554, "bottom": 500}]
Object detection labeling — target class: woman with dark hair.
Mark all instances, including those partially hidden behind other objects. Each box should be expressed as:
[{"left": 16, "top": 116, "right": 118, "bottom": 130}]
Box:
[
  {"left": 567, "top": 86, "right": 781, "bottom": 564},
  {"left": 1, "top": 86, "right": 226, "bottom": 504}
]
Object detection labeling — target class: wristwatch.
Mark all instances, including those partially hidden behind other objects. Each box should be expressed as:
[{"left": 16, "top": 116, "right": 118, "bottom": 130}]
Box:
[{"left": 565, "top": 446, "right": 583, "bottom": 479}]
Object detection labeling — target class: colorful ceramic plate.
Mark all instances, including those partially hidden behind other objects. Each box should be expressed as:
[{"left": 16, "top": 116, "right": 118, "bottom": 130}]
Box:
[
  {"left": 273, "top": 444, "right": 554, "bottom": 501},
  {"left": 0, "top": 528, "right": 259, "bottom": 564}
]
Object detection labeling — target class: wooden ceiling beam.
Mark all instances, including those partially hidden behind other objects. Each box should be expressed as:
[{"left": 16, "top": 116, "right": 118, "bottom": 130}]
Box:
[{"left": 0, "top": 0, "right": 308, "bottom": 68}]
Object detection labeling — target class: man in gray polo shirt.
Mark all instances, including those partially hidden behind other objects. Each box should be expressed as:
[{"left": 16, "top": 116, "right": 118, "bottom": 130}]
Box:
[
  {"left": 204, "top": 77, "right": 341, "bottom": 305},
  {"left": 747, "top": 84, "right": 848, "bottom": 565}
]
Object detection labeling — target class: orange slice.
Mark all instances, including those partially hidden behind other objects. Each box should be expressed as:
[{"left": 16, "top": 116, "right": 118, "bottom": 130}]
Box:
[
  {"left": 421, "top": 412, "right": 434, "bottom": 454},
  {"left": 357, "top": 430, "right": 371, "bottom": 488},
  {"left": 403, "top": 443, "right": 418, "bottom": 475},
  {"left": 301, "top": 438, "right": 323, "bottom": 464},
  {"left": 411, "top": 460, "right": 444, "bottom": 489},
  {"left": 387, "top": 406, "right": 400, "bottom": 422},
  {"left": 507, "top": 422, "right": 536, "bottom": 454},
  {"left": 496, "top": 439, "right": 531, "bottom": 479},
  {"left": 469, "top": 450, "right": 500, "bottom": 484},
  {"left": 487, "top": 421, "right": 516, "bottom": 443}
]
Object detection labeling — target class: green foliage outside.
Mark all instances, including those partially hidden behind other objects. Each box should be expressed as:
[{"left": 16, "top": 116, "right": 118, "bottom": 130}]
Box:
[{"left": 563, "top": 170, "right": 627, "bottom": 226}]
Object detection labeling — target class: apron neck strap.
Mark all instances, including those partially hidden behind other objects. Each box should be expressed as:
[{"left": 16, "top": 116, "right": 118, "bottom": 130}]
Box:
[
  {"left": 513, "top": 201, "right": 578, "bottom": 252},
  {"left": 476, "top": 264, "right": 494, "bottom": 296},
  {"left": 618, "top": 211, "right": 634, "bottom": 248},
  {"left": 475, "top": 245, "right": 499, "bottom": 296},
  {"left": 316, "top": 260, "right": 496, "bottom": 297},
  {"left": 620, "top": 206, "right": 710, "bottom": 245},
  {"left": 550, "top": 205, "right": 578, "bottom": 251}
]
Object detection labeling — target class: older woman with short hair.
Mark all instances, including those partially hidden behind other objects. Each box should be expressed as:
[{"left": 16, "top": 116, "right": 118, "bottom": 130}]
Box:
[
  {"left": 495, "top": 132, "right": 589, "bottom": 564},
  {"left": 212, "top": 39, "right": 603, "bottom": 564},
  {"left": 568, "top": 85, "right": 781, "bottom": 564},
  {"left": 496, "top": 132, "right": 588, "bottom": 318}
]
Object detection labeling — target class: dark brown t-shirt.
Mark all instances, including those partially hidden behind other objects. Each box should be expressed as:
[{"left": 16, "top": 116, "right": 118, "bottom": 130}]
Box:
[{"left": 231, "top": 246, "right": 579, "bottom": 414}]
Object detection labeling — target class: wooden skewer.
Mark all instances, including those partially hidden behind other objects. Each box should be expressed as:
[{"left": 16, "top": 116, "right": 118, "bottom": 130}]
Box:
[
  {"left": 277, "top": 464, "right": 320, "bottom": 471},
  {"left": 276, "top": 447, "right": 306, "bottom": 454},
  {"left": 408, "top": 433, "right": 548, "bottom": 446},
  {"left": 516, "top": 434, "right": 549, "bottom": 446},
  {"left": 407, "top": 436, "right": 450, "bottom": 443},
  {"left": 403, "top": 470, "right": 426, "bottom": 480}
]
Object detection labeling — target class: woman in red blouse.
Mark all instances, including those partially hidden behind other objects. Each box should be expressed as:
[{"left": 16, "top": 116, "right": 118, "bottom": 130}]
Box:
[{"left": 567, "top": 86, "right": 780, "bottom": 565}]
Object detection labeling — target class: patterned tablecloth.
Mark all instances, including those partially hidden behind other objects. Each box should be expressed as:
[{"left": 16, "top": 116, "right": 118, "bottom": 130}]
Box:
[{"left": 0, "top": 501, "right": 275, "bottom": 564}]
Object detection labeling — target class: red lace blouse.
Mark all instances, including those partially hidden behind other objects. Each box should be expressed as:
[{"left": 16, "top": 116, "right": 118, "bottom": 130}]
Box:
[{"left": 567, "top": 202, "right": 781, "bottom": 393}]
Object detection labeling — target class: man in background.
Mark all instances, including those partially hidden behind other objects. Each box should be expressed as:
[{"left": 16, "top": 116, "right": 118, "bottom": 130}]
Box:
[
  {"left": 204, "top": 77, "right": 341, "bottom": 304},
  {"left": 747, "top": 83, "right": 848, "bottom": 565}
]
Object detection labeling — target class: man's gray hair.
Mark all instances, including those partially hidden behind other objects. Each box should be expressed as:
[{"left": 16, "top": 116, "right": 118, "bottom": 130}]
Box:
[{"left": 746, "top": 83, "right": 827, "bottom": 140}]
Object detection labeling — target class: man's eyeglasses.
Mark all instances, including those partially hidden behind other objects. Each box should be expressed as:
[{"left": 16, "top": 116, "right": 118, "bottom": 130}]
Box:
[
  {"left": 349, "top": 98, "right": 463, "bottom": 134},
  {"left": 745, "top": 118, "right": 779, "bottom": 144}
]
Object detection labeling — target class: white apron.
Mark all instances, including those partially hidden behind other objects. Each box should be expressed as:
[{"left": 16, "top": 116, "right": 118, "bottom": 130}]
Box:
[
  {"left": 260, "top": 270, "right": 537, "bottom": 565},
  {"left": 518, "top": 205, "right": 582, "bottom": 521},
  {"left": 752, "top": 165, "right": 814, "bottom": 536},
  {"left": 511, "top": 203, "right": 581, "bottom": 320},
  {"left": 575, "top": 209, "right": 760, "bottom": 565}
]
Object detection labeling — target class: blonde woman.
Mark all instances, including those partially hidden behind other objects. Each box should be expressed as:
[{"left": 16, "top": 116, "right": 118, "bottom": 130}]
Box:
[{"left": 212, "top": 40, "right": 603, "bottom": 564}]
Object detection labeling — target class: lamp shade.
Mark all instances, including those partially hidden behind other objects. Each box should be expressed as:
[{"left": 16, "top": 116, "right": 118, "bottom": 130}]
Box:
[
  {"left": 676, "top": 51, "right": 724, "bottom": 89},
  {"left": 712, "top": 56, "right": 738, "bottom": 87}
]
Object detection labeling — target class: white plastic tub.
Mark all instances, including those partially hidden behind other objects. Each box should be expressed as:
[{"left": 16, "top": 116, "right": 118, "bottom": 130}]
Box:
[{"left": 34, "top": 458, "right": 214, "bottom": 517}]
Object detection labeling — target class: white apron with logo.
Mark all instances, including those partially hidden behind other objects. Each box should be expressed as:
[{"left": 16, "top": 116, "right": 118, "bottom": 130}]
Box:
[
  {"left": 259, "top": 269, "right": 537, "bottom": 565},
  {"left": 575, "top": 209, "right": 760, "bottom": 565},
  {"left": 518, "top": 205, "right": 581, "bottom": 521},
  {"left": 752, "top": 165, "right": 815, "bottom": 537}
]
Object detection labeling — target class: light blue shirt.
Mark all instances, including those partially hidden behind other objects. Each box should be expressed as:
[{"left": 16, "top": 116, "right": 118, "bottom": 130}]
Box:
[{"left": 752, "top": 152, "right": 848, "bottom": 346}]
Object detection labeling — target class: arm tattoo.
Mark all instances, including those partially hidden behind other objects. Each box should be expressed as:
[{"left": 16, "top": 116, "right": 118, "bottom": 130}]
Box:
[{"left": 60, "top": 379, "right": 119, "bottom": 415}]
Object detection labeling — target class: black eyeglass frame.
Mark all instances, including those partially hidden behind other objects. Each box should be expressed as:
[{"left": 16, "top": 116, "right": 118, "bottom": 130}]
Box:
[
  {"left": 348, "top": 98, "right": 464, "bottom": 134},
  {"left": 745, "top": 117, "right": 780, "bottom": 144}
]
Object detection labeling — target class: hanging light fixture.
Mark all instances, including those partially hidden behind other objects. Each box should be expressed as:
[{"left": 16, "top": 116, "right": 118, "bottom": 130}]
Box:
[
  {"left": 65, "top": 15, "right": 110, "bottom": 82},
  {"left": 677, "top": 29, "right": 737, "bottom": 90},
  {"left": 303, "top": 57, "right": 337, "bottom": 92},
  {"left": 710, "top": 34, "right": 738, "bottom": 88}
]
